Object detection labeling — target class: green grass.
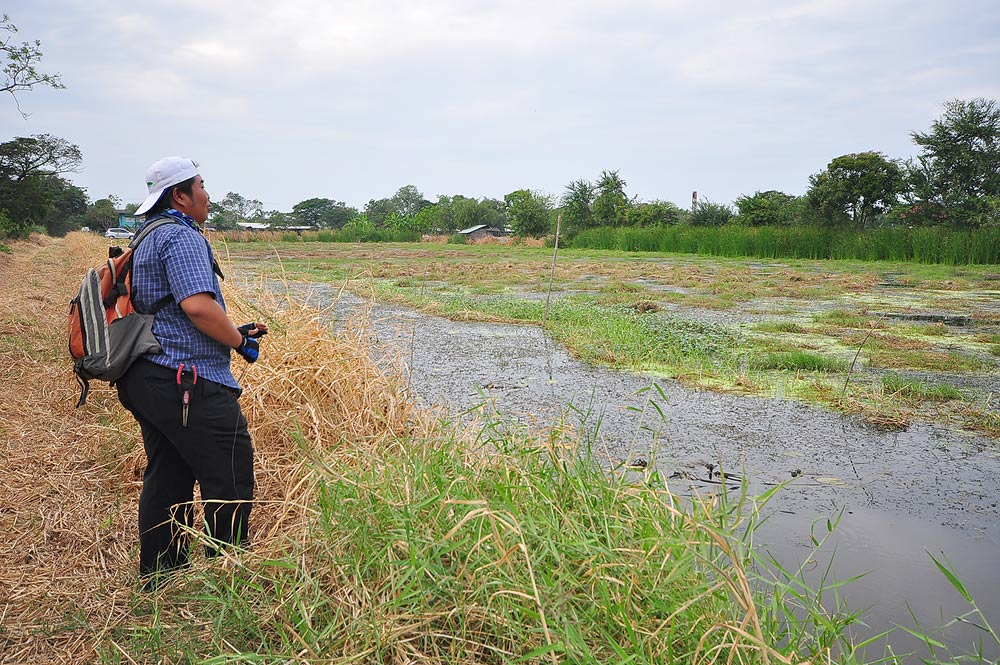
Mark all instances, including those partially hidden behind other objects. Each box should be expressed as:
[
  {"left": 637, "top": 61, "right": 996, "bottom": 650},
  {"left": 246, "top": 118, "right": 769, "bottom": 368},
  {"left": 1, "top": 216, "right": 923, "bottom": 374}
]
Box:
[
  {"left": 99, "top": 417, "right": 873, "bottom": 663},
  {"left": 753, "top": 321, "right": 807, "bottom": 334},
  {"left": 375, "top": 286, "right": 739, "bottom": 373},
  {"left": 881, "top": 374, "right": 966, "bottom": 401},
  {"left": 569, "top": 225, "right": 1000, "bottom": 265},
  {"left": 598, "top": 280, "right": 643, "bottom": 294},
  {"left": 867, "top": 349, "right": 983, "bottom": 372},
  {"left": 97, "top": 415, "right": 1000, "bottom": 663},
  {"left": 753, "top": 351, "right": 849, "bottom": 372},
  {"left": 815, "top": 309, "right": 872, "bottom": 328},
  {"left": 919, "top": 322, "right": 951, "bottom": 337}
]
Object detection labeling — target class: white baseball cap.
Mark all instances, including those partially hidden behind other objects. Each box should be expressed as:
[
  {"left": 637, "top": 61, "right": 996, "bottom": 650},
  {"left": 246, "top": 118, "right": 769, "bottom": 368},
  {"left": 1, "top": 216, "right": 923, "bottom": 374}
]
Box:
[{"left": 135, "top": 156, "right": 200, "bottom": 215}]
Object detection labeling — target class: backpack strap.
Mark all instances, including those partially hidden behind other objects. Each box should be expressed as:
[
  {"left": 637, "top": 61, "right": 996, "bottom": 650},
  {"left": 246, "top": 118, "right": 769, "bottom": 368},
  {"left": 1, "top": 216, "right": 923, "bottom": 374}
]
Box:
[
  {"left": 75, "top": 373, "right": 91, "bottom": 408},
  {"left": 125, "top": 216, "right": 185, "bottom": 314},
  {"left": 129, "top": 215, "right": 183, "bottom": 248}
]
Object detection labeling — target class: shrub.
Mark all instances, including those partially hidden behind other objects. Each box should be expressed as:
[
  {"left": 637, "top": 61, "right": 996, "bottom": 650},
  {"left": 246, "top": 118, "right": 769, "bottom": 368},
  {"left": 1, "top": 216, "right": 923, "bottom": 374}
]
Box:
[{"left": 689, "top": 200, "right": 734, "bottom": 226}]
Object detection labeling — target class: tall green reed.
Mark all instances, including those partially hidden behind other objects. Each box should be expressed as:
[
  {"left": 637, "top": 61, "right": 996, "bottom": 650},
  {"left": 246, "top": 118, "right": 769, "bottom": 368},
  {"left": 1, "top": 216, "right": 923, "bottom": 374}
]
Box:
[{"left": 570, "top": 226, "right": 1000, "bottom": 265}]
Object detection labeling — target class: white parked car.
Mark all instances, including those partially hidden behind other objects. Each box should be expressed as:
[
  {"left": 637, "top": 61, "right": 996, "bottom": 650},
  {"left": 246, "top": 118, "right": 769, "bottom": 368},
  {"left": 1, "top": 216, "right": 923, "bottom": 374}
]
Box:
[{"left": 105, "top": 227, "right": 134, "bottom": 239}]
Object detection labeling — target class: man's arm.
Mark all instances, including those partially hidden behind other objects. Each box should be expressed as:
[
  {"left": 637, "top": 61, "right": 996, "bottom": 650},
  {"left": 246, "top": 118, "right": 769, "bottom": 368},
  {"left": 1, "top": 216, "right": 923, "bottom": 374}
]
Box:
[{"left": 179, "top": 292, "right": 243, "bottom": 348}]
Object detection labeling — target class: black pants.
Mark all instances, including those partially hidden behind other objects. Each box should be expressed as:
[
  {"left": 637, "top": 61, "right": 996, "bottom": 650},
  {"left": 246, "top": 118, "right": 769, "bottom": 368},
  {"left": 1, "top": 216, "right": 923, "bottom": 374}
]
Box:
[{"left": 117, "top": 358, "right": 255, "bottom": 576}]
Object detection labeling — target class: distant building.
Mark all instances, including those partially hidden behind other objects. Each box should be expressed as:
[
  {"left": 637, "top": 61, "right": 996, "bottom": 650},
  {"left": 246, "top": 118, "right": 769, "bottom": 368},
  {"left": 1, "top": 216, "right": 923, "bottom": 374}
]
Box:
[
  {"left": 236, "top": 222, "right": 271, "bottom": 231},
  {"left": 116, "top": 210, "right": 143, "bottom": 230},
  {"left": 235, "top": 222, "right": 316, "bottom": 236},
  {"left": 457, "top": 224, "right": 504, "bottom": 241}
]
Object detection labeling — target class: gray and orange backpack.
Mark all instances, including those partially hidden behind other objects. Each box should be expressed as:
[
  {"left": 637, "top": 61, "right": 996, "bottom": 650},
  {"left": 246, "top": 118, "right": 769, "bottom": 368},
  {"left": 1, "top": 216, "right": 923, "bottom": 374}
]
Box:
[{"left": 68, "top": 218, "right": 179, "bottom": 406}]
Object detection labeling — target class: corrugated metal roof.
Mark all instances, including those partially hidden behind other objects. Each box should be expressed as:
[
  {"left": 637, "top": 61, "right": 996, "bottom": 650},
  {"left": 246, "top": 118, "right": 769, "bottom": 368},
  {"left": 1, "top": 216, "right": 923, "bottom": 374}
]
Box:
[{"left": 457, "top": 224, "right": 490, "bottom": 234}]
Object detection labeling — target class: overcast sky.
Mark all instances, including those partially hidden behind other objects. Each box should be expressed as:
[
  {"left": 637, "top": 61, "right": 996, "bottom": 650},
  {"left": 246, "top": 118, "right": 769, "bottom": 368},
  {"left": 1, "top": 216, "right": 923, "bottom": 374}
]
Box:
[{"left": 3, "top": 0, "right": 998, "bottom": 212}]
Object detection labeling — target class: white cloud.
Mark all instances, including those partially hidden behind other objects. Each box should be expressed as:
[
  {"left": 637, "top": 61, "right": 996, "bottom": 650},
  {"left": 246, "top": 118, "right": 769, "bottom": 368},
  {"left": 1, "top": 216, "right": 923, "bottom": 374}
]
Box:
[{"left": 3, "top": 0, "right": 998, "bottom": 210}]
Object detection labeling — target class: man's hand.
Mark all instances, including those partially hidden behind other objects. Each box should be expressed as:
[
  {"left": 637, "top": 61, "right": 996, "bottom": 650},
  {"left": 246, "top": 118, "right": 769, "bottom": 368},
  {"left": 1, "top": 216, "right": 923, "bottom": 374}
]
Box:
[
  {"left": 237, "top": 322, "right": 268, "bottom": 338},
  {"left": 235, "top": 334, "right": 260, "bottom": 363}
]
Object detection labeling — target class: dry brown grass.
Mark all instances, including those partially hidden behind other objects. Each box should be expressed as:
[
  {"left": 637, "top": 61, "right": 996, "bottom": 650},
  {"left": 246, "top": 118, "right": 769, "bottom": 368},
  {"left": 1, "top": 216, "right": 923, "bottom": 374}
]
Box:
[
  {"left": 209, "top": 229, "right": 285, "bottom": 244},
  {"left": 420, "top": 234, "right": 450, "bottom": 243},
  {"left": 0, "top": 231, "right": 431, "bottom": 663}
]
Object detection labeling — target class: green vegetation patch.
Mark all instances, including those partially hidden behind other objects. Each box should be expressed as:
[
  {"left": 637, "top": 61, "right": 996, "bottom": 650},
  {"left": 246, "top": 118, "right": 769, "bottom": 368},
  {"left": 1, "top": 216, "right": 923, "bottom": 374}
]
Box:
[
  {"left": 867, "top": 349, "right": 984, "bottom": 371},
  {"left": 138, "top": 432, "right": 862, "bottom": 663},
  {"left": 568, "top": 225, "right": 1000, "bottom": 265},
  {"left": 752, "top": 351, "right": 848, "bottom": 372},
  {"left": 753, "top": 321, "right": 807, "bottom": 334},
  {"left": 813, "top": 309, "right": 873, "bottom": 329},
  {"left": 373, "top": 283, "right": 739, "bottom": 373},
  {"left": 967, "top": 412, "right": 1000, "bottom": 437},
  {"left": 882, "top": 374, "right": 966, "bottom": 401},
  {"left": 547, "top": 301, "right": 737, "bottom": 369}
]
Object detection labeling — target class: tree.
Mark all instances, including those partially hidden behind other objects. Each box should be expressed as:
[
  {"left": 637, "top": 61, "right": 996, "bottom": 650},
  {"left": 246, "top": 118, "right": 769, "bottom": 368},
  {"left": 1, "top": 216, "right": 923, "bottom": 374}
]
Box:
[
  {"left": 1, "top": 15, "right": 64, "bottom": 117},
  {"left": 291, "top": 197, "right": 357, "bottom": 228},
  {"left": 342, "top": 212, "right": 375, "bottom": 234},
  {"left": 210, "top": 192, "right": 263, "bottom": 230},
  {"left": 504, "top": 189, "right": 551, "bottom": 236},
  {"left": 910, "top": 98, "right": 1000, "bottom": 227},
  {"left": 452, "top": 196, "right": 502, "bottom": 230},
  {"left": 688, "top": 199, "right": 734, "bottom": 226},
  {"left": 625, "top": 200, "right": 683, "bottom": 227},
  {"left": 560, "top": 178, "right": 595, "bottom": 233},
  {"left": 0, "top": 173, "right": 48, "bottom": 236},
  {"left": 77, "top": 197, "right": 119, "bottom": 233},
  {"left": 41, "top": 176, "right": 87, "bottom": 236},
  {"left": 409, "top": 205, "right": 442, "bottom": 234},
  {"left": 734, "top": 190, "right": 804, "bottom": 226},
  {"left": 0, "top": 134, "right": 81, "bottom": 181},
  {"left": 363, "top": 186, "right": 432, "bottom": 228},
  {"left": 389, "top": 185, "right": 431, "bottom": 220},
  {"left": 426, "top": 196, "right": 457, "bottom": 232},
  {"left": 262, "top": 209, "right": 292, "bottom": 228},
  {"left": 364, "top": 197, "right": 393, "bottom": 227},
  {"left": 0, "top": 134, "right": 83, "bottom": 238},
  {"left": 593, "top": 170, "right": 630, "bottom": 226},
  {"left": 807, "top": 152, "right": 905, "bottom": 229}
]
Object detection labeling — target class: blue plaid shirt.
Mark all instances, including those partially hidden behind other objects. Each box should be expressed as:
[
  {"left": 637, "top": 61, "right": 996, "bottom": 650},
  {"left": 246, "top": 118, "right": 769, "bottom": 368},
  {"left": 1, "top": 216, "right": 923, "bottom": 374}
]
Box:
[{"left": 131, "top": 210, "right": 239, "bottom": 389}]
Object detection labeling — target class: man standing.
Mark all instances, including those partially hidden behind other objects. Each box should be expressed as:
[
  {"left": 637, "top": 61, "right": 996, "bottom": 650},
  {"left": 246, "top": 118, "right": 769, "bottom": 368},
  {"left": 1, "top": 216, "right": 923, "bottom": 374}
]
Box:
[{"left": 115, "top": 156, "right": 266, "bottom": 584}]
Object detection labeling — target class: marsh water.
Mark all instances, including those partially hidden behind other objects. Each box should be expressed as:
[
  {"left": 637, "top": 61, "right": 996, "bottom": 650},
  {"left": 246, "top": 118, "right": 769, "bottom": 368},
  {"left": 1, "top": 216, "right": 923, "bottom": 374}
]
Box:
[{"left": 282, "top": 281, "right": 999, "bottom": 660}]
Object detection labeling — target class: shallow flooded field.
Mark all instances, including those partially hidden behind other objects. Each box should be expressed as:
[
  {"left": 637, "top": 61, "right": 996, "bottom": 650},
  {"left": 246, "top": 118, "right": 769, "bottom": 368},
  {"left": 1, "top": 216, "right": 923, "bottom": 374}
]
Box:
[
  {"left": 232, "top": 241, "right": 1000, "bottom": 435},
  {"left": 231, "top": 242, "right": 1000, "bottom": 659}
]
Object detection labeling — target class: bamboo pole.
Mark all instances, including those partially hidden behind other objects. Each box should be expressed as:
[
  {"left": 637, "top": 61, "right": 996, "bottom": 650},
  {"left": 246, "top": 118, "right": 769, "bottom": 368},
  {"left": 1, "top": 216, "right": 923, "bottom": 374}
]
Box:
[{"left": 543, "top": 212, "right": 562, "bottom": 327}]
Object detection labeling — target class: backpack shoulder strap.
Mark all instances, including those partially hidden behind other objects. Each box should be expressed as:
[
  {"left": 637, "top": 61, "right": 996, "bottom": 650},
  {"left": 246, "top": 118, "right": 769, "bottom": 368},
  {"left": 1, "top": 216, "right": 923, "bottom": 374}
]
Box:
[
  {"left": 128, "top": 216, "right": 182, "bottom": 249},
  {"left": 126, "top": 216, "right": 185, "bottom": 314}
]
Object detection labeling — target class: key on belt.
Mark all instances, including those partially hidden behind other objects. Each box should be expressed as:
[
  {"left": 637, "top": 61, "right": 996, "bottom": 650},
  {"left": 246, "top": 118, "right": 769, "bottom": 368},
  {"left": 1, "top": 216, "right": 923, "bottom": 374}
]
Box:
[{"left": 176, "top": 364, "right": 198, "bottom": 427}]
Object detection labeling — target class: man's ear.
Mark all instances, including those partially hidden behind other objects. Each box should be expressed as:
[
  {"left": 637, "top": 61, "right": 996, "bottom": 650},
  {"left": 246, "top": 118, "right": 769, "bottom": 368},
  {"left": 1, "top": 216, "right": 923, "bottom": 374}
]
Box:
[{"left": 170, "top": 186, "right": 187, "bottom": 208}]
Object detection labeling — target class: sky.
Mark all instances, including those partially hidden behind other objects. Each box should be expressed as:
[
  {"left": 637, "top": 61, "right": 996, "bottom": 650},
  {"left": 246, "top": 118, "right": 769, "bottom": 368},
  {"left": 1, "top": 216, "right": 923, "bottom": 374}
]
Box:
[{"left": 2, "top": 0, "right": 999, "bottom": 213}]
